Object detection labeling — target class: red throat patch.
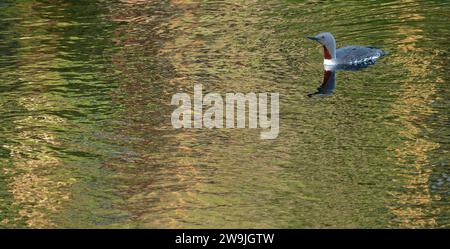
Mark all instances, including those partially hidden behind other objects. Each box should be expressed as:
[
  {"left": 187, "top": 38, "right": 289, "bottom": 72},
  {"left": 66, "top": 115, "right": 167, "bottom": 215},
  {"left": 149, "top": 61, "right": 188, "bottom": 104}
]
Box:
[
  {"left": 323, "top": 46, "right": 332, "bottom": 59},
  {"left": 323, "top": 70, "right": 332, "bottom": 85}
]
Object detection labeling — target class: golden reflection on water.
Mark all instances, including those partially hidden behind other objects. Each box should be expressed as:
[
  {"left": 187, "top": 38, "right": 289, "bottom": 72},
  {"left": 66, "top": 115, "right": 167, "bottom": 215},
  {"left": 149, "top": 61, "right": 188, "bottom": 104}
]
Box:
[
  {"left": 387, "top": 4, "right": 441, "bottom": 228},
  {"left": 109, "top": 0, "right": 297, "bottom": 228}
]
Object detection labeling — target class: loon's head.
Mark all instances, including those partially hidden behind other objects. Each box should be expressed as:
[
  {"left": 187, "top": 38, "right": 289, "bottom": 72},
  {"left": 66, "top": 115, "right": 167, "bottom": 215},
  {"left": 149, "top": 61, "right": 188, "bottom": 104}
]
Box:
[{"left": 307, "top": 32, "right": 337, "bottom": 61}]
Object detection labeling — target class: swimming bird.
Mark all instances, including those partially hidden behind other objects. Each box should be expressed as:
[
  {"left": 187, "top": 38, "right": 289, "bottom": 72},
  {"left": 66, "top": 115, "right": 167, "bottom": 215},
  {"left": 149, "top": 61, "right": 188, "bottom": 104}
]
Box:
[{"left": 307, "top": 32, "right": 386, "bottom": 69}]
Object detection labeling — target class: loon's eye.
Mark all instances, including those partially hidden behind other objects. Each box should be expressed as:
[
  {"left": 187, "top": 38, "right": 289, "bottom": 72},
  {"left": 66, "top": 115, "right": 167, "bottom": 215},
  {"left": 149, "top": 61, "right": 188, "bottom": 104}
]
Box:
[{"left": 321, "top": 36, "right": 325, "bottom": 39}]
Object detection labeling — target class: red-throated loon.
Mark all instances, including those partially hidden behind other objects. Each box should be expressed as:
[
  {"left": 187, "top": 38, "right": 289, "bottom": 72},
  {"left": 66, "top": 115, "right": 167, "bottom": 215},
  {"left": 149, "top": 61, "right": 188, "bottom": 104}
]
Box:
[{"left": 307, "top": 32, "right": 386, "bottom": 67}]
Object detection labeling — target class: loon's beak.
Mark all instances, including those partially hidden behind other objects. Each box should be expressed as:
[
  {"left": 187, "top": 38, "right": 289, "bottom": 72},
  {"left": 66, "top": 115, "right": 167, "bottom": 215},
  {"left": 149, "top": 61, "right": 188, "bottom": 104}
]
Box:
[{"left": 307, "top": 36, "right": 319, "bottom": 41}]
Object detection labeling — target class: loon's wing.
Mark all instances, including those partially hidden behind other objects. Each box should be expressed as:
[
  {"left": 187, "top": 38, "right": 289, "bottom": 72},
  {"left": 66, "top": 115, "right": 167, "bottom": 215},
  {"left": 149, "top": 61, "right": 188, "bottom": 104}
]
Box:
[{"left": 336, "top": 46, "right": 386, "bottom": 65}]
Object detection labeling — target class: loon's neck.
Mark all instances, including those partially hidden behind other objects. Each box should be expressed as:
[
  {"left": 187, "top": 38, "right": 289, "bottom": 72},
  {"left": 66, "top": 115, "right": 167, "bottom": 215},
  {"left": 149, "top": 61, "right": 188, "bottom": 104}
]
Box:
[{"left": 323, "top": 42, "right": 336, "bottom": 64}]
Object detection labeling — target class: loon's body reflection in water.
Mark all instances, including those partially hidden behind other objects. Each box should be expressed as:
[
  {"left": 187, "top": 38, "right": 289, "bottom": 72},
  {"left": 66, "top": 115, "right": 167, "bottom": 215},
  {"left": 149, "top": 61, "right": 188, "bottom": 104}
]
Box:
[
  {"left": 308, "top": 69, "right": 336, "bottom": 97},
  {"left": 308, "top": 61, "right": 380, "bottom": 97}
]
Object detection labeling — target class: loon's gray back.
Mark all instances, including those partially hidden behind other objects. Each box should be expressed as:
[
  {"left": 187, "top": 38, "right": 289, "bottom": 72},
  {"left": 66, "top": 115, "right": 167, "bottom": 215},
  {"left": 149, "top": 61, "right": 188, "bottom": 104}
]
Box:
[{"left": 336, "top": 46, "right": 386, "bottom": 65}]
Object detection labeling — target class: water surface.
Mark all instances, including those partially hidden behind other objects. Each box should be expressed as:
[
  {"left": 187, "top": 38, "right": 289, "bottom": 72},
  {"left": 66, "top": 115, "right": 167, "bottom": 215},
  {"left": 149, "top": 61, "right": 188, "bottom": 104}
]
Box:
[{"left": 0, "top": 0, "right": 448, "bottom": 228}]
